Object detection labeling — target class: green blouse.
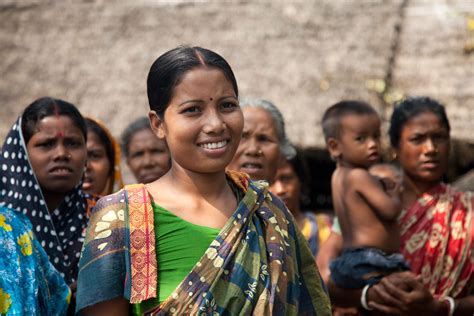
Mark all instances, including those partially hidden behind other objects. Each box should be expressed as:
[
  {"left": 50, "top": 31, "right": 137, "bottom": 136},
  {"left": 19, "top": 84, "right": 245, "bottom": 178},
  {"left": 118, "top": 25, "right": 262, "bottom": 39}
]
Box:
[{"left": 132, "top": 203, "right": 220, "bottom": 315}]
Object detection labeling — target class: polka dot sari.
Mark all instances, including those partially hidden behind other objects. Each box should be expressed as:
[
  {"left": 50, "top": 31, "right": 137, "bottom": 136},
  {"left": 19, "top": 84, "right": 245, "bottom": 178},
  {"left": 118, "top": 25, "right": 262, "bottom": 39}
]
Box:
[{"left": 0, "top": 117, "right": 92, "bottom": 284}]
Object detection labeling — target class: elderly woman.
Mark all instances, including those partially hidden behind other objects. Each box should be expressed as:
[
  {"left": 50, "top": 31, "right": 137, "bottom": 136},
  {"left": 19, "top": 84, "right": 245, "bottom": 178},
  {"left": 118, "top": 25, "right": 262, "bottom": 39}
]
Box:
[
  {"left": 227, "top": 98, "right": 295, "bottom": 183},
  {"left": 319, "top": 97, "right": 473, "bottom": 315},
  {"left": 120, "top": 116, "right": 170, "bottom": 184}
]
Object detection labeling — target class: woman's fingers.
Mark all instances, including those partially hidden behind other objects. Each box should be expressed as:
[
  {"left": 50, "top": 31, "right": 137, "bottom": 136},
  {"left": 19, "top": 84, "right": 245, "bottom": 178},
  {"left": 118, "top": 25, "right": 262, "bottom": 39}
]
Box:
[
  {"left": 368, "top": 300, "right": 402, "bottom": 314},
  {"left": 369, "top": 282, "right": 401, "bottom": 307}
]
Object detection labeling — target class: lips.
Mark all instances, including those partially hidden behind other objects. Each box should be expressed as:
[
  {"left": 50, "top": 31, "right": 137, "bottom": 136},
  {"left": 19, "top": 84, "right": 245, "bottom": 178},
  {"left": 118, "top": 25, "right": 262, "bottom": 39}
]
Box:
[
  {"left": 367, "top": 152, "right": 380, "bottom": 161},
  {"left": 199, "top": 140, "right": 228, "bottom": 150},
  {"left": 49, "top": 165, "right": 73, "bottom": 176},
  {"left": 420, "top": 160, "right": 440, "bottom": 169}
]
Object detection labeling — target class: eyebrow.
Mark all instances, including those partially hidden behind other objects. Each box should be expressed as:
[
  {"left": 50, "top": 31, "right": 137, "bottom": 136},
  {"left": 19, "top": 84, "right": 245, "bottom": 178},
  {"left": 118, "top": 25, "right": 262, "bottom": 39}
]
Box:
[{"left": 177, "top": 95, "right": 238, "bottom": 107}]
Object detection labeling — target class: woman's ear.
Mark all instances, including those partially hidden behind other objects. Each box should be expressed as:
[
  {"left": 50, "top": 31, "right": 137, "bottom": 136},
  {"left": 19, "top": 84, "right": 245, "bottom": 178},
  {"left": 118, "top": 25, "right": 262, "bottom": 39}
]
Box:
[
  {"left": 326, "top": 138, "right": 341, "bottom": 160},
  {"left": 149, "top": 111, "right": 165, "bottom": 139}
]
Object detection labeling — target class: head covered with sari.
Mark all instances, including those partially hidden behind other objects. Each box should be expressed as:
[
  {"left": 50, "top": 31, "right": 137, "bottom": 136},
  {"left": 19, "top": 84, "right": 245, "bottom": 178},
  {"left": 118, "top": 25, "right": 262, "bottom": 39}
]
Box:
[
  {"left": 0, "top": 97, "right": 94, "bottom": 284},
  {"left": 84, "top": 117, "right": 124, "bottom": 196}
]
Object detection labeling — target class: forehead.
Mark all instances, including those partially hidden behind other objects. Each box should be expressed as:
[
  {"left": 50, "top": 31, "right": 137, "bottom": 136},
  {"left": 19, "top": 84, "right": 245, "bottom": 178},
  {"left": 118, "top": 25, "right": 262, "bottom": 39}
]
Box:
[
  {"left": 33, "top": 115, "right": 83, "bottom": 137},
  {"left": 243, "top": 108, "right": 277, "bottom": 133},
  {"left": 340, "top": 113, "right": 380, "bottom": 133},
  {"left": 86, "top": 131, "right": 105, "bottom": 147},
  {"left": 172, "top": 67, "right": 235, "bottom": 99},
  {"left": 401, "top": 111, "right": 448, "bottom": 134}
]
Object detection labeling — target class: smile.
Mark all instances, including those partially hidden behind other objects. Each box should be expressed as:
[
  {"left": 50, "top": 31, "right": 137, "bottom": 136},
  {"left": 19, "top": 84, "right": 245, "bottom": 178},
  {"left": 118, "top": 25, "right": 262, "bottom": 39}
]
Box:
[{"left": 199, "top": 140, "right": 228, "bottom": 149}]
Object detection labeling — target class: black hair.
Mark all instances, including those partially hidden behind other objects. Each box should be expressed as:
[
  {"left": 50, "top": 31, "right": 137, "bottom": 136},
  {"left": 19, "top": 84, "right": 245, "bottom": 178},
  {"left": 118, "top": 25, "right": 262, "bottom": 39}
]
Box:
[
  {"left": 120, "top": 116, "right": 151, "bottom": 157},
  {"left": 85, "top": 118, "right": 115, "bottom": 177},
  {"left": 389, "top": 96, "right": 451, "bottom": 148},
  {"left": 286, "top": 150, "right": 312, "bottom": 207},
  {"left": 21, "top": 97, "right": 87, "bottom": 144},
  {"left": 321, "top": 100, "right": 378, "bottom": 142},
  {"left": 147, "top": 46, "right": 238, "bottom": 117}
]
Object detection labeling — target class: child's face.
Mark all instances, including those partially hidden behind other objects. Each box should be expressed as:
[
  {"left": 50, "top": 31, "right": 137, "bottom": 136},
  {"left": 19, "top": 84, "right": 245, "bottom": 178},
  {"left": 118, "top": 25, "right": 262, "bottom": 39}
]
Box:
[
  {"left": 26, "top": 115, "right": 87, "bottom": 195},
  {"left": 270, "top": 161, "right": 301, "bottom": 213},
  {"left": 333, "top": 114, "right": 381, "bottom": 168},
  {"left": 152, "top": 67, "right": 243, "bottom": 174}
]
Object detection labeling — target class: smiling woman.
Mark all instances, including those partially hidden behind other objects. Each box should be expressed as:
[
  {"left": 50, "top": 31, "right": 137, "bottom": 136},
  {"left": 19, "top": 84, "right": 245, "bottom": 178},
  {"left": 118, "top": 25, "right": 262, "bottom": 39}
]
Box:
[{"left": 76, "top": 46, "right": 331, "bottom": 316}]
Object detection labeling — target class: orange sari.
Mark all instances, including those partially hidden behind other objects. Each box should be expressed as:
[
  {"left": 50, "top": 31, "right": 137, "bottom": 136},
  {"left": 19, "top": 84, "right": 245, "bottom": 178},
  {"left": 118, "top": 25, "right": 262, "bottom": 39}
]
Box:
[{"left": 399, "top": 183, "right": 473, "bottom": 298}]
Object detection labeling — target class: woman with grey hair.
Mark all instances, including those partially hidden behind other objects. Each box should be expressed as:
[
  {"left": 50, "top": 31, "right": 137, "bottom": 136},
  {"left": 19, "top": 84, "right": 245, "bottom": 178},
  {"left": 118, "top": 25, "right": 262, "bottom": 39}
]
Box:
[
  {"left": 120, "top": 116, "right": 170, "bottom": 183},
  {"left": 228, "top": 98, "right": 295, "bottom": 183}
]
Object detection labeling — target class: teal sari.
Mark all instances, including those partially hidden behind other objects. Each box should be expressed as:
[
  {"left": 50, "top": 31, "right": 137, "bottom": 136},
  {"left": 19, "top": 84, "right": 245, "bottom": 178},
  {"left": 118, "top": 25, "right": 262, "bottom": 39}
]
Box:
[{"left": 76, "top": 171, "right": 331, "bottom": 315}]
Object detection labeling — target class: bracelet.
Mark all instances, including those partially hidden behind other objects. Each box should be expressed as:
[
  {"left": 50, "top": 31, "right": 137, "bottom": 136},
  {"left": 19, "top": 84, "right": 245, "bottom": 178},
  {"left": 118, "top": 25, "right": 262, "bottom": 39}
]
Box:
[
  {"left": 360, "top": 284, "right": 374, "bottom": 311},
  {"left": 443, "top": 296, "right": 456, "bottom": 316}
]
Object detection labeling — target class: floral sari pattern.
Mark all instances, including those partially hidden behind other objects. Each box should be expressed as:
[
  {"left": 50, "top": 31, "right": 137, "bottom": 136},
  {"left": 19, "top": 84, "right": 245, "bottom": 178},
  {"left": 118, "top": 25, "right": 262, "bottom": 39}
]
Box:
[{"left": 399, "top": 183, "right": 473, "bottom": 298}]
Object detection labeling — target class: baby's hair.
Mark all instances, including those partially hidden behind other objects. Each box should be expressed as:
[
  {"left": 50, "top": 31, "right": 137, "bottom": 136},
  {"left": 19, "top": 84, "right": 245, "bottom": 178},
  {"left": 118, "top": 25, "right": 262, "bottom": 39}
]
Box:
[
  {"left": 147, "top": 45, "right": 238, "bottom": 118},
  {"left": 240, "top": 98, "right": 296, "bottom": 160},
  {"left": 389, "top": 96, "right": 450, "bottom": 148},
  {"left": 21, "top": 97, "right": 87, "bottom": 144},
  {"left": 85, "top": 118, "right": 115, "bottom": 177},
  {"left": 321, "top": 100, "right": 378, "bottom": 142},
  {"left": 120, "top": 116, "right": 151, "bottom": 157}
]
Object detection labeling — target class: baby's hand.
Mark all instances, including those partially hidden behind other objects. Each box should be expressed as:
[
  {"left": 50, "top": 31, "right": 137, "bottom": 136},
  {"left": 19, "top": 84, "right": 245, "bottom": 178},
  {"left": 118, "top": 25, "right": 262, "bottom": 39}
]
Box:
[{"left": 369, "top": 164, "right": 403, "bottom": 197}]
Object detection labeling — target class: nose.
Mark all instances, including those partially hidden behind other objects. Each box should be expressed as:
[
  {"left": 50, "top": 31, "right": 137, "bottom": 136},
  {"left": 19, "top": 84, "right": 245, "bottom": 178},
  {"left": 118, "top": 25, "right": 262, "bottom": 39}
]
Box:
[
  {"left": 142, "top": 152, "right": 156, "bottom": 168},
  {"left": 243, "top": 137, "right": 262, "bottom": 157},
  {"left": 367, "top": 137, "right": 379, "bottom": 149},
  {"left": 54, "top": 144, "right": 70, "bottom": 161},
  {"left": 202, "top": 110, "right": 226, "bottom": 135},
  {"left": 271, "top": 180, "right": 285, "bottom": 197},
  {"left": 424, "top": 138, "right": 438, "bottom": 155}
]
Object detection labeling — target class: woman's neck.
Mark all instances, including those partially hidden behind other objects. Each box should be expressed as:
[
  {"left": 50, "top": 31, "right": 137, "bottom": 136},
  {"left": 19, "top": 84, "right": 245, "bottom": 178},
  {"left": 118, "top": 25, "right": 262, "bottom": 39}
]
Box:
[
  {"left": 42, "top": 191, "right": 66, "bottom": 211},
  {"left": 166, "top": 166, "right": 231, "bottom": 201},
  {"left": 402, "top": 176, "right": 441, "bottom": 208}
]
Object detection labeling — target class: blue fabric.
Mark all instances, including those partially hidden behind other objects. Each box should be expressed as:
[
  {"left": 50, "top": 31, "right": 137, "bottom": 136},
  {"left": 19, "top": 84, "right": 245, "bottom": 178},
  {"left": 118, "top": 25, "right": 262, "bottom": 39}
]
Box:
[
  {"left": 0, "top": 206, "right": 70, "bottom": 315},
  {"left": 330, "top": 247, "right": 410, "bottom": 289}
]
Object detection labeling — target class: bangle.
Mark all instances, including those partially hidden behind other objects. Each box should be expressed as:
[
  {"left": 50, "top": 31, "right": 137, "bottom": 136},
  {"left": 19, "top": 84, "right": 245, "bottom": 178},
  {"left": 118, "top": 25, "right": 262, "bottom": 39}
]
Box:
[
  {"left": 443, "top": 296, "right": 456, "bottom": 316},
  {"left": 360, "top": 284, "right": 374, "bottom": 311}
]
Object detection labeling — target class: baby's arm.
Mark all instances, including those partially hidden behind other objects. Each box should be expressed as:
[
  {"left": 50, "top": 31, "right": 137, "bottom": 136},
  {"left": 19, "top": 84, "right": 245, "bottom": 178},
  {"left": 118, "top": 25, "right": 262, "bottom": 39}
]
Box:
[{"left": 347, "top": 168, "right": 401, "bottom": 220}]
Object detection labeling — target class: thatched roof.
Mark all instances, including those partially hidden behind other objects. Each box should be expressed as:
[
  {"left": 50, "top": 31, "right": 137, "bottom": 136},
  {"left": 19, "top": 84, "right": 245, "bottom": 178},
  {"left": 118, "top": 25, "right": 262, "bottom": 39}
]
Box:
[{"left": 1, "top": 0, "right": 473, "bottom": 150}]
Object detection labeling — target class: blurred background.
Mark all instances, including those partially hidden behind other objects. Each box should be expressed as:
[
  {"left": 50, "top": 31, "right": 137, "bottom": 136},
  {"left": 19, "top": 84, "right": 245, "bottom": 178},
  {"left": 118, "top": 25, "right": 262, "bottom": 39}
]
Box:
[{"left": 1, "top": 0, "right": 473, "bottom": 210}]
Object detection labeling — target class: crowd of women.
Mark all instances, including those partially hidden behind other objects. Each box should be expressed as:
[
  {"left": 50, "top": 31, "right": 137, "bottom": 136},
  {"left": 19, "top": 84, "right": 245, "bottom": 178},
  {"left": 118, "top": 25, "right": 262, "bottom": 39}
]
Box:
[{"left": 0, "top": 45, "right": 472, "bottom": 315}]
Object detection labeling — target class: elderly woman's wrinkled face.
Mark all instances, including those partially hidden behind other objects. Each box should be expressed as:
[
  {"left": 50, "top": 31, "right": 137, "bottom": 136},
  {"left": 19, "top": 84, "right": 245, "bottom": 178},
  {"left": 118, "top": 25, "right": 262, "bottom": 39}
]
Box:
[
  {"left": 228, "top": 107, "right": 281, "bottom": 183},
  {"left": 396, "top": 111, "right": 450, "bottom": 192}
]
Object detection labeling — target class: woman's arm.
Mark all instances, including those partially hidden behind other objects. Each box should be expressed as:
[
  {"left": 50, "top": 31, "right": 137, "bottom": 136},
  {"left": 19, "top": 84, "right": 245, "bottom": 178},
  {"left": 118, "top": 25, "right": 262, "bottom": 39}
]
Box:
[
  {"left": 82, "top": 298, "right": 129, "bottom": 316},
  {"left": 316, "top": 230, "right": 343, "bottom": 284}
]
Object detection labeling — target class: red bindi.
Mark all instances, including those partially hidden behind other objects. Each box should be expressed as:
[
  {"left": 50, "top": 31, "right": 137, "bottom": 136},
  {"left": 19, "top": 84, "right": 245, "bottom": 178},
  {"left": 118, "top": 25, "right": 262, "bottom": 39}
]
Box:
[{"left": 53, "top": 103, "right": 65, "bottom": 138}]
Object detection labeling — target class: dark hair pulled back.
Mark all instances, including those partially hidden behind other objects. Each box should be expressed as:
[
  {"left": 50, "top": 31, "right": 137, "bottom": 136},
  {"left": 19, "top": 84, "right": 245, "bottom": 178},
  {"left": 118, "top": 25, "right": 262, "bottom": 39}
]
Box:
[
  {"left": 21, "top": 97, "right": 87, "bottom": 144},
  {"left": 389, "top": 96, "right": 450, "bottom": 148},
  {"left": 147, "top": 46, "right": 238, "bottom": 117}
]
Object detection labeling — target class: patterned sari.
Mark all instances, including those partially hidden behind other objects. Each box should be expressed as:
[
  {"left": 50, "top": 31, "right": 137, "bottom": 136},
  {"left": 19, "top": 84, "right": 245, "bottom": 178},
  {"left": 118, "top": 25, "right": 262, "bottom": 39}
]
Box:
[
  {"left": 76, "top": 172, "right": 331, "bottom": 315},
  {"left": 399, "top": 183, "right": 473, "bottom": 298},
  {"left": 0, "top": 118, "right": 96, "bottom": 284},
  {"left": 0, "top": 206, "right": 71, "bottom": 315}
]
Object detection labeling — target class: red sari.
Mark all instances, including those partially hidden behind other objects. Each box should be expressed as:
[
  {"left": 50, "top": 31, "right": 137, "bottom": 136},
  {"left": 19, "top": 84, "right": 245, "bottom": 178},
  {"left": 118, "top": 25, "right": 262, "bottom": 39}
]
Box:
[{"left": 399, "top": 183, "right": 473, "bottom": 298}]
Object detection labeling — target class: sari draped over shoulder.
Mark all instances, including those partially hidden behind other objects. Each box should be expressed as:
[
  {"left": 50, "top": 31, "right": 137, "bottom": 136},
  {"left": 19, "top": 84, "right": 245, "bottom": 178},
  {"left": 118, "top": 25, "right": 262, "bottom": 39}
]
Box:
[
  {"left": 399, "top": 183, "right": 473, "bottom": 298},
  {"left": 76, "top": 171, "right": 331, "bottom": 315},
  {"left": 0, "top": 118, "right": 95, "bottom": 284}
]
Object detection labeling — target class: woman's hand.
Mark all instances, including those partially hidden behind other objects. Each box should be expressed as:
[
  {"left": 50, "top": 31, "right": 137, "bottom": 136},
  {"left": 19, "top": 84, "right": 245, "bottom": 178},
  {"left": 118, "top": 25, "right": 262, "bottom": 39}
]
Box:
[{"left": 367, "top": 271, "right": 448, "bottom": 315}]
